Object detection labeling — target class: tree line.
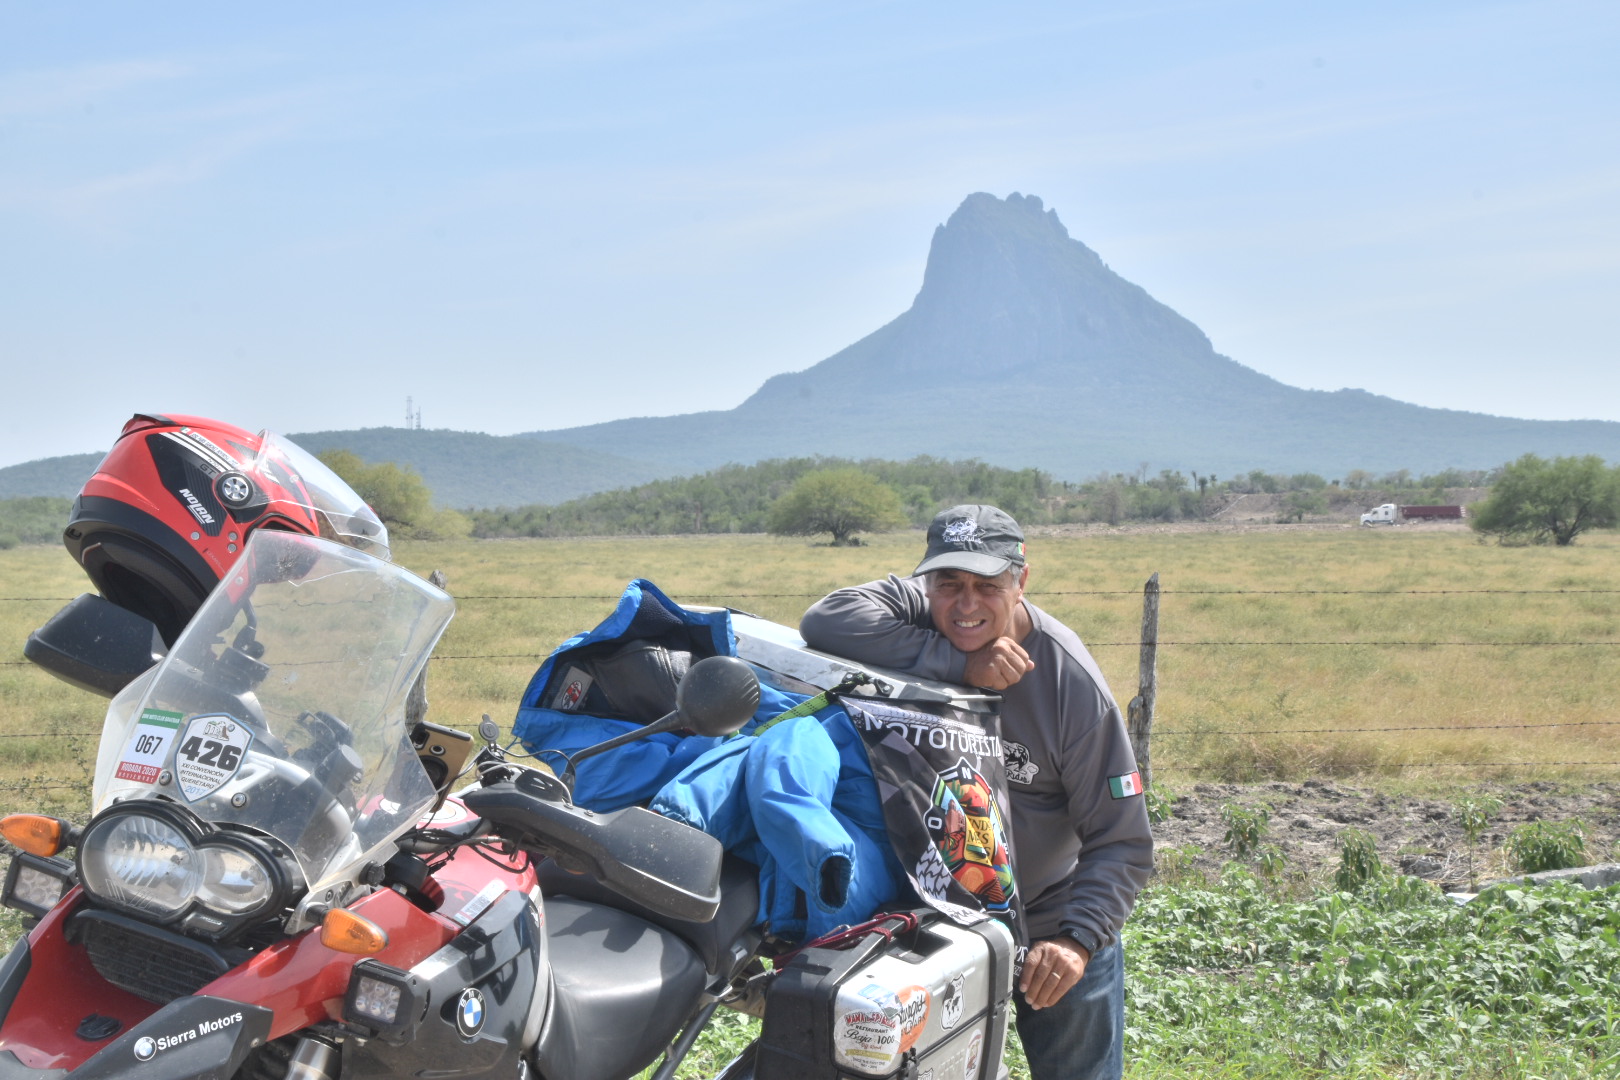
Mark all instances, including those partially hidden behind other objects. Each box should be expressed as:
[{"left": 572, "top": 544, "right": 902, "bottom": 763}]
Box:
[
  {"left": 466, "top": 459, "right": 1500, "bottom": 541},
  {"left": 465, "top": 454, "right": 1620, "bottom": 546},
  {"left": 0, "top": 496, "right": 72, "bottom": 549},
  {"left": 465, "top": 456, "right": 1053, "bottom": 539},
  {"left": 3, "top": 453, "right": 1614, "bottom": 549}
]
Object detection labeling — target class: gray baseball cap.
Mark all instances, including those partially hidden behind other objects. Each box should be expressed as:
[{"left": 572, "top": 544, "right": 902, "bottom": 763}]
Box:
[{"left": 913, "top": 505, "right": 1027, "bottom": 577}]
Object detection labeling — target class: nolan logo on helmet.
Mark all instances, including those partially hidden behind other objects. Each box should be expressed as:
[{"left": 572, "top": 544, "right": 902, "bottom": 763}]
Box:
[{"left": 177, "top": 488, "right": 217, "bottom": 527}]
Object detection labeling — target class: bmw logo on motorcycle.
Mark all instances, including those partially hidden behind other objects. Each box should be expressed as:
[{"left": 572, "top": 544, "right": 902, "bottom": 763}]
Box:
[
  {"left": 134, "top": 1037, "right": 157, "bottom": 1061},
  {"left": 456, "top": 988, "right": 486, "bottom": 1037}
]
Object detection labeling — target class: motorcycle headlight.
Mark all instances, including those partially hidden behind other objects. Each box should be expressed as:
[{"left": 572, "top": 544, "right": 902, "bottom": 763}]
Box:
[
  {"left": 76, "top": 804, "right": 289, "bottom": 932},
  {"left": 79, "top": 812, "right": 199, "bottom": 918},
  {"left": 199, "top": 844, "right": 276, "bottom": 915}
]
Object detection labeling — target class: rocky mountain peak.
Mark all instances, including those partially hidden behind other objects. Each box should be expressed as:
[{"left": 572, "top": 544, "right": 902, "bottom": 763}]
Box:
[{"left": 748, "top": 191, "right": 1222, "bottom": 395}]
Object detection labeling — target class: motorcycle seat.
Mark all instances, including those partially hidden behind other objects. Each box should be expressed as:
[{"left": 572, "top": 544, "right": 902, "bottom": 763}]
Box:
[
  {"left": 538, "top": 896, "right": 710, "bottom": 1080},
  {"left": 535, "top": 852, "right": 761, "bottom": 978}
]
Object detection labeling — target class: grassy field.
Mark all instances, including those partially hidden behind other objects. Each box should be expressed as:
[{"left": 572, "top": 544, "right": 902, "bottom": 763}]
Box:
[
  {"left": 0, "top": 526, "right": 1616, "bottom": 1078},
  {"left": 2, "top": 526, "right": 1617, "bottom": 818}
]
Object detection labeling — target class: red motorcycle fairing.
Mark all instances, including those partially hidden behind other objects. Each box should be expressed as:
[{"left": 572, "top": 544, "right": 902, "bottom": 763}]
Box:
[
  {"left": 0, "top": 800, "right": 537, "bottom": 1073},
  {"left": 0, "top": 889, "right": 150, "bottom": 1070},
  {"left": 200, "top": 887, "right": 460, "bottom": 1039},
  {"left": 3, "top": 993, "right": 274, "bottom": 1080},
  {"left": 204, "top": 839, "right": 538, "bottom": 1041}
]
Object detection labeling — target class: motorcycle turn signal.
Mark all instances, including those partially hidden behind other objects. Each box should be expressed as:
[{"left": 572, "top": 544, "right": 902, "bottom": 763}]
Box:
[
  {"left": 0, "top": 813, "right": 76, "bottom": 857},
  {"left": 321, "top": 907, "right": 390, "bottom": 954}
]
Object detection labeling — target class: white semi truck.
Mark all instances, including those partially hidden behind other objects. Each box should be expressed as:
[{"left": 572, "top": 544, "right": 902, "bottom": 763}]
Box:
[{"left": 1360, "top": 503, "right": 1467, "bottom": 526}]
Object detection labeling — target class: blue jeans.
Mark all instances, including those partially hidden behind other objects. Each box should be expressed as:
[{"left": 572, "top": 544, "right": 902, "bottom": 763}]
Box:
[{"left": 1013, "top": 941, "right": 1123, "bottom": 1080}]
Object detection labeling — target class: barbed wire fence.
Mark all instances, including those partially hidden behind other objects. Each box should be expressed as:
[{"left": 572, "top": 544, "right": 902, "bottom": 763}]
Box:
[{"left": 2, "top": 582, "right": 1617, "bottom": 798}]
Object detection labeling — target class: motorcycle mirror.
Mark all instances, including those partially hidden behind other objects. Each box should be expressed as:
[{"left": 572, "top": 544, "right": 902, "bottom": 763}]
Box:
[
  {"left": 559, "top": 656, "right": 760, "bottom": 791},
  {"left": 23, "top": 593, "right": 166, "bottom": 698},
  {"left": 673, "top": 656, "right": 760, "bottom": 738}
]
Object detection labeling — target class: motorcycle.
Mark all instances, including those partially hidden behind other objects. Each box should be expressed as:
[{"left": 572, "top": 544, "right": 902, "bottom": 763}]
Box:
[{"left": 0, "top": 531, "right": 1013, "bottom": 1080}]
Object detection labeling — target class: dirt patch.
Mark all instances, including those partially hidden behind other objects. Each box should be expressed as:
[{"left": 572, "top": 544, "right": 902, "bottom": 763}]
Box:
[{"left": 1147, "top": 779, "right": 1620, "bottom": 892}]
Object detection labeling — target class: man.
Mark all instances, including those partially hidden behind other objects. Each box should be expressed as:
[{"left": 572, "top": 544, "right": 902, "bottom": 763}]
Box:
[{"left": 799, "top": 505, "right": 1153, "bottom": 1080}]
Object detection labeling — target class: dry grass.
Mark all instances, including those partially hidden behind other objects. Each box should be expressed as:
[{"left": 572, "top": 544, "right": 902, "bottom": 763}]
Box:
[{"left": 2, "top": 527, "right": 1617, "bottom": 819}]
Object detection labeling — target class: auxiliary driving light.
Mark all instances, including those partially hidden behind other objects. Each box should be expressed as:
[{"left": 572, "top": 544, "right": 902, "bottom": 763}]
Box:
[
  {"left": 3, "top": 853, "right": 75, "bottom": 919},
  {"left": 343, "top": 960, "right": 424, "bottom": 1041}
]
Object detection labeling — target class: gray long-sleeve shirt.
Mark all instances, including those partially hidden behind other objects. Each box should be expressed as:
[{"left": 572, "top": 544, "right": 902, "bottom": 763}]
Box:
[{"left": 800, "top": 574, "right": 1153, "bottom": 953}]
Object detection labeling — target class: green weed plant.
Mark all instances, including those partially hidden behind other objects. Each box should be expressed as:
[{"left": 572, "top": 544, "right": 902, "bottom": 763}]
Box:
[
  {"left": 1505, "top": 820, "right": 1588, "bottom": 874},
  {"left": 1334, "top": 828, "right": 1386, "bottom": 893},
  {"left": 1127, "top": 875, "right": 1620, "bottom": 1078},
  {"left": 1221, "top": 803, "right": 1271, "bottom": 859},
  {"left": 1255, "top": 843, "right": 1289, "bottom": 884},
  {"left": 1144, "top": 785, "right": 1175, "bottom": 825},
  {"left": 1455, "top": 796, "right": 1503, "bottom": 888}
]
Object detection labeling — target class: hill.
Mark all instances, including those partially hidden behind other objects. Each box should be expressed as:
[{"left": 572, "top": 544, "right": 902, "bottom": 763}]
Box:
[
  {"left": 0, "top": 453, "right": 104, "bottom": 499},
  {"left": 282, "top": 428, "right": 668, "bottom": 508},
  {"left": 522, "top": 192, "right": 1620, "bottom": 478},
  {"left": 0, "top": 430, "right": 671, "bottom": 509}
]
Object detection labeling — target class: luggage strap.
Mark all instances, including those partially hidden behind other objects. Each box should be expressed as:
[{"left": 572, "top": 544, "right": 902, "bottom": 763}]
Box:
[
  {"left": 752, "top": 671, "right": 874, "bottom": 735},
  {"left": 770, "top": 909, "right": 919, "bottom": 971}
]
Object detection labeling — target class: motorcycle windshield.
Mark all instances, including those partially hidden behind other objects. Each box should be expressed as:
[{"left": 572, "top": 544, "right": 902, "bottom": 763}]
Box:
[
  {"left": 92, "top": 530, "right": 452, "bottom": 893},
  {"left": 254, "top": 432, "right": 391, "bottom": 558}
]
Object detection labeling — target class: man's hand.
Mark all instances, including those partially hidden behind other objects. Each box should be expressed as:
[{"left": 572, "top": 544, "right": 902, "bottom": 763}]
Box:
[
  {"left": 1018, "top": 935, "right": 1089, "bottom": 1009},
  {"left": 962, "top": 637, "right": 1034, "bottom": 690}
]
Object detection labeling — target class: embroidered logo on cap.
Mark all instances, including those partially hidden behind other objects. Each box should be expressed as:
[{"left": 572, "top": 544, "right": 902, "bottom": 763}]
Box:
[{"left": 941, "top": 519, "right": 984, "bottom": 547}]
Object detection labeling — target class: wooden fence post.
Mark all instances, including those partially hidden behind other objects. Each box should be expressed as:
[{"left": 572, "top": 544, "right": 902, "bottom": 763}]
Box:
[
  {"left": 407, "top": 569, "right": 448, "bottom": 727},
  {"left": 1126, "top": 572, "right": 1159, "bottom": 788}
]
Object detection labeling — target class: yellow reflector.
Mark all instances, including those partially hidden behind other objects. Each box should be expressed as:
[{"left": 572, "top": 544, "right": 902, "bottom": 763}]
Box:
[
  {"left": 321, "top": 909, "right": 389, "bottom": 955},
  {"left": 0, "top": 815, "right": 65, "bottom": 857}
]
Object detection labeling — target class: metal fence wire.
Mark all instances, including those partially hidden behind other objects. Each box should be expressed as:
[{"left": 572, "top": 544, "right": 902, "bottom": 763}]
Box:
[{"left": 3, "top": 586, "right": 1616, "bottom": 770}]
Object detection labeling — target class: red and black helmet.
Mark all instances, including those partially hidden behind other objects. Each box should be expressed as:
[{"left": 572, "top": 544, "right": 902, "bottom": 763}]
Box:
[{"left": 64, "top": 413, "right": 389, "bottom": 645}]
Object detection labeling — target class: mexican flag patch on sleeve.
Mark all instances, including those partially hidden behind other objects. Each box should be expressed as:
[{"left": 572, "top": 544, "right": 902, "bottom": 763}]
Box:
[{"left": 1108, "top": 772, "right": 1143, "bottom": 799}]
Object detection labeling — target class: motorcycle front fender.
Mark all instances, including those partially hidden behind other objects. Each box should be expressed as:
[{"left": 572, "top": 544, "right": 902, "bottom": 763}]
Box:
[{"left": 0, "top": 995, "right": 271, "bottom": 1080}]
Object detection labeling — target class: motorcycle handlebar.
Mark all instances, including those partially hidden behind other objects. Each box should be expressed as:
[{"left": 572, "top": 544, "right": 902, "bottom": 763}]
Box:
[{"left": 461, "top": 769, "right": 725, "bottom": 924}]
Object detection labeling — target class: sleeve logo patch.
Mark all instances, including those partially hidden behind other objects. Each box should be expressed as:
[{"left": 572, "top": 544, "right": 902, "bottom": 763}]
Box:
[{"left": 1108, "top": 772, "right": 1143, "bottom": 799}]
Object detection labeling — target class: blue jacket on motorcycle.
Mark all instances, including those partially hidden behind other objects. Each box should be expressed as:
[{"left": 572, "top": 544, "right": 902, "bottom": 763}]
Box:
[{"left": 512, "top": 580, "right": 905, "bottom": 942}]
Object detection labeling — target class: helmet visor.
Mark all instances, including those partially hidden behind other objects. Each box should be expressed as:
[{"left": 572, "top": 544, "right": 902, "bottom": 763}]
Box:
[{"left": 255, "top": 433, "right": 391, "bottom": 559}]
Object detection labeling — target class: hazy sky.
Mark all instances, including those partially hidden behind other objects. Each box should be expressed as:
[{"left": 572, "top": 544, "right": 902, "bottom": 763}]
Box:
[{"left": 3, "top": 1, "right": 1616, "bottom": 470}]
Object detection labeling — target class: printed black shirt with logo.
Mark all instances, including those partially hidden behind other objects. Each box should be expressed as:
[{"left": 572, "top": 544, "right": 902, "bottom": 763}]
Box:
[{"left": 800, "top": 574, "right": 1154, "bottom": 954}]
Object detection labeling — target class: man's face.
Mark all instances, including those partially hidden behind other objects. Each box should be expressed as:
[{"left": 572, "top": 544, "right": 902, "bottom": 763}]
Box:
[{"left": 925, "top": 566, "right": 1028, "bottom": 653}]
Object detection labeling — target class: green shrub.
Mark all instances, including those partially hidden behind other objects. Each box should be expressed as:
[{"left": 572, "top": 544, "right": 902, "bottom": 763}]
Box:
[
  {"left": 1126, "top": 874, "right": 1620, "bottom": 1077},
  {"left": 1335, "top": 827, "right": 1386, "bottom": 892},
  {"left": 1453, "top": 796, "right": 1501, "bottom": 846},
  {"left": 1505, "top": 819, "right": 1587, "bottom": 873},
  {"left": 1256, "top": 843, "right": 1288, "bottom": 882},
  {"left": 1144, "top": 785, "right": 1175, "bottom": 825},
  {"left": 1220, "top": 803, "right": 1270, "bottom": 859}
]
